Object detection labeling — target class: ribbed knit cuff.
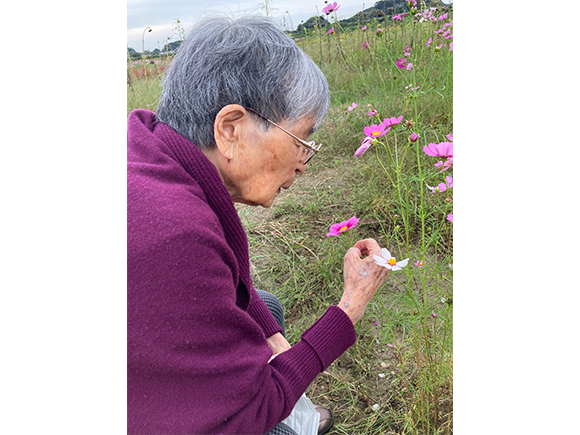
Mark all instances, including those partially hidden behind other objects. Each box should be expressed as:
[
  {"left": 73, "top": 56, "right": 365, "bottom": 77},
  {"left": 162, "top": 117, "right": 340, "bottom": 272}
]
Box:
[
  {"left": 301, "top": 305, "right": 357, "bottom": 371},
  {"left": 247, "top": 297, "right": 283, "bottom": 338}
]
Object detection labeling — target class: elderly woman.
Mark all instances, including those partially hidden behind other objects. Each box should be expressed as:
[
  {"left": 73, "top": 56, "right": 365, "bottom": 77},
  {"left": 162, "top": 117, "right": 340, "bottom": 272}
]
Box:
[{"left": 127, "top": 15, "right": 389, "bottom": 435}]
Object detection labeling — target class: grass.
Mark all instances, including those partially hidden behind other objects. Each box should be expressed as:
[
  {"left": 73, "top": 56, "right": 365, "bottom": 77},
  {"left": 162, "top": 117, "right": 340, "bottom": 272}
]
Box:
[{"left": 127, "top": 5, "right": 453, "bottom": 434}]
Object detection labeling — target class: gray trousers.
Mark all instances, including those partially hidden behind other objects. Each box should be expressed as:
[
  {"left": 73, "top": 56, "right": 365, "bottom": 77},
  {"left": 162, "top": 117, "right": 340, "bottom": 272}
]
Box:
[{"left": 255, "top": 290, "right": 299, "bottom": 435}]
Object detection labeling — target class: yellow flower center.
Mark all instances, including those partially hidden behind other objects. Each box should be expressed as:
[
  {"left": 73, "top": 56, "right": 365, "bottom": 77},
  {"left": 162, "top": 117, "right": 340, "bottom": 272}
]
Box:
[
  {"left": 372, "top": 131, "right": 381, "bottom": 136},
  {"left": 388, "top": 258, "right": 397, "bottom": 266},
  {"left": 340, "top": 226, "right": 349, "bottom": 231}
]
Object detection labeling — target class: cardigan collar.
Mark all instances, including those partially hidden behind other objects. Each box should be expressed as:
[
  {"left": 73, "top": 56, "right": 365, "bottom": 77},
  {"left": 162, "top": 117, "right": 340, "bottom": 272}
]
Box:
[{"left": 134, "top": 110, "right": 254, "bottom": 307}]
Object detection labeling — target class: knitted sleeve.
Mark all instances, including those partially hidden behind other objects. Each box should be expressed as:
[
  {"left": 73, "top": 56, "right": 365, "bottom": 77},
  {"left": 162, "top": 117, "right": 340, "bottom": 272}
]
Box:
[
  {"left": 127, "top": 218, "right": 356, "bottom": 434},
  {"left": 245, "top": 286, "right": 284, "bottom": 338}
]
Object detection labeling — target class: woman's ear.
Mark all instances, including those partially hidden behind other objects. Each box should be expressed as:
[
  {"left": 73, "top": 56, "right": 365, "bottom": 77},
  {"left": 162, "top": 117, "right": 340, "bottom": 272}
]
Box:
[{"left": 213, "top": 105, "right": 248, "bottom": 161}]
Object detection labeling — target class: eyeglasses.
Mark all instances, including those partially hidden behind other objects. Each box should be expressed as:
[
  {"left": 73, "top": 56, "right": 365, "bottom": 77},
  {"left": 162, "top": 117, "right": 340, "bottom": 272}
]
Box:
[{"left": 245, "top": 107, "right": 322, "bottom": 164}]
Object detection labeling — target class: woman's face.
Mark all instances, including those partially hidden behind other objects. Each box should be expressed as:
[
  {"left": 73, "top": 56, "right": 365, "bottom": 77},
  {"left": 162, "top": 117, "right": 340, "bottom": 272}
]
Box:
[{"left": 216, "top": 111, "right": 316, "bottom": 208}]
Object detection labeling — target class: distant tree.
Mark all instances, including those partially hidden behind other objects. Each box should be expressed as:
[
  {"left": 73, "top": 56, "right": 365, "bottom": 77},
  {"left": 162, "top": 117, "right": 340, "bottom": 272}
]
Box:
[
  {"left": 162, "top": 40, "right": 182, "bottom": 52},
  {"left": 296, "top": 15, "right": 328, "bottom": 32}
]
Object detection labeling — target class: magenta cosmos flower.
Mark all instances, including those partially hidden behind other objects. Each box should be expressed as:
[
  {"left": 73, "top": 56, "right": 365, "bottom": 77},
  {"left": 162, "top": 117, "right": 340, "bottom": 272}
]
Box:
[
  {"left": 423, "top": 141, "right": 453, "bottom": 158},
  {"left": 426, "top": 175, "right": 453, "bottom": 194},
  {"left": 364, "top": 121, "right": 391, "bottom": 138},
  {"left": 354, "top": 137, "right": 373, "bottom": 156},
  {"left": 396, "top": 58, "right": 408, "bottom": 69},
  {"left": 447, "top": 214, "right": 453, "bottom": 223},
  {"left": 322, "top": 2, "right": 340, "bottom": 14},
  {"left": 327, "top": 27, "right": 335, "bottom": 35},
  {"left": 363, "top": 41, "right": 369, "bottom": 50},
  {"left": 327, "top": 216, "right": 359, "bottom": 236},
  {"left": 382, "top": 115, "right": 404, "bottom": 128},
  {"left": 347, "top": 102, "right": 358, "bottom": 112},
  {"left": 367, "top": 109, "right": 378, "bottom": 117},
  {"left": 434, "top": 157, "right": 453, "bottom": 172}
]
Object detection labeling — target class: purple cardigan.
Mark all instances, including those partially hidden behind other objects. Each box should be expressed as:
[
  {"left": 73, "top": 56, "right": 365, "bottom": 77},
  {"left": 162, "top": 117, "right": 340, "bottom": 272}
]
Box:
[{"left": 127, "top": 110, "right": 356, "bottom": 434}]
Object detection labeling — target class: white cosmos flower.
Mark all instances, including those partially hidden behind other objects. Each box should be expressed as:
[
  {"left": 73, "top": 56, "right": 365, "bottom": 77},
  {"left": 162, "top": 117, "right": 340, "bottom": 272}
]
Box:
[{"left": 373, "top": 248, "right": 409, "bottom": 271}]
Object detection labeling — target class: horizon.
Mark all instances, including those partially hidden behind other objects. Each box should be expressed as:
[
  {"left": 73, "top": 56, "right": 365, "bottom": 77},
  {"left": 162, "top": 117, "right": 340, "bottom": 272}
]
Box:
[{"left": 127, "top": 0, "right": 452, "bottom": 52}]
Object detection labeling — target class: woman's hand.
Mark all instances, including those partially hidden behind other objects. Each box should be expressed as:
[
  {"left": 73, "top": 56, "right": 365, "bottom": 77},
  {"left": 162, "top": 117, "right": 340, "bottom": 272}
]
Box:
[
  {"left": 267, "top": 332, "right": 291, "bottom": 362},
  {"left": 338, "top": 238, "right": 390, "bottom": 325}
]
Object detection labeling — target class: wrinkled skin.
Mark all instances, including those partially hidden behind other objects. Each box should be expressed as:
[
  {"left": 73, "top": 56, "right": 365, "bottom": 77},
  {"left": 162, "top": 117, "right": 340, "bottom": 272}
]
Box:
[
  {"left": 338, "top": 238, "right": 390, "bottom": 325},
  {"left": 268, "top": 238, "right": 389, "bottom": 361}
]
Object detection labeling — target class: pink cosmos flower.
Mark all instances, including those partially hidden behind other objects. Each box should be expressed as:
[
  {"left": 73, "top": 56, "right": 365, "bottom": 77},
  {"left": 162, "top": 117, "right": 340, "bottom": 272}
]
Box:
[
  {"left": 347, "top": 102, "right": 358, "bottom": 112},
  {"left": 354, "top": 137, "right": 373, "bottom": 156},
  {"left": 322, "top": 2, "right": 340, "bottom": 14},
  {"left": 396, "top": 58, "right": 408, "bottom": 69},
  {"left": 326, "top": 216, "right": 359, "bottom": 236},
  {"left": 406, "top": 63, "right": 413, "bottom": 71},
  {"left": 382, "top": 115, "right": 404, "bottom": 128},
  {"left": 374, "top": 248, "right": 409, "bottom": 271},
  {"left": 446, "top": 133, "right": 453, "bottom": 142},
  {"left": 447, "top": 214, "right": 453, "bottom": 223},
  {"left": 426, "top": 175, "right": 453, "bottom": 194},
  {"left": 425, "top": 37, "right": 432, "bottom": 47},
  {"left": 450, "top": 41, "right": 453, "bottom": 51},
  {"left": 414, "top": 260, "right": 425, "bottom": 267},
  {"left": 423, "top": 141, "right": 453, "bottom": 158},
  {"left": 434, "top": 157, "right": 453, "bottom": 172},
  {"left": 361, "top": 25, "right": 367, "bottom": 31},
  {"left": 364, "top": 121, "right": 391, "bottom": 138},
  {"left": 327, "top": 27, "right": 335, "bottom": 35},
  {"left": 367, "top": 109, "right": 378, "bottom": 117},
  {"left": 363, "top": 41, "right": 369, "bottom": 50}
]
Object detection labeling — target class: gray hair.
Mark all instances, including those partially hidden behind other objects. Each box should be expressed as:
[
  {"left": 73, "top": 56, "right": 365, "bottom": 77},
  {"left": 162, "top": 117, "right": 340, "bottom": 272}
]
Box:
[{"left": 156, "top": 15, "right": 330, "bottom": 149}]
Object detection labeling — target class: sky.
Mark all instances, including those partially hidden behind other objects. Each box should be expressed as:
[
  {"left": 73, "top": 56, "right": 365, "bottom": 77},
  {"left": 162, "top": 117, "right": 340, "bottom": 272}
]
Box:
[{"left": 127, "top": 0, "right": 451, "bottom": 52}]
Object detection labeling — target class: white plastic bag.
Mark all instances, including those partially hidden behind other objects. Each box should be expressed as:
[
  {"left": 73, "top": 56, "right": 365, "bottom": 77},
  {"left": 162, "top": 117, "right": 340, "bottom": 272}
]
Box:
[{"left": 281, "top": 394, "right": 320, "bottom": 435}]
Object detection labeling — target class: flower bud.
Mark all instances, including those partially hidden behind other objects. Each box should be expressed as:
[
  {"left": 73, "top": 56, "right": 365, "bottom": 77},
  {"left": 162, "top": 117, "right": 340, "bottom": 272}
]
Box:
[
  {"left": 409, "top": 132, "right": 418, "bottom": 142},
  {"left": 375, "top": 28, "right": 384, "bottom": 37},
  {"left": 404, "top": 120, "right": 414, "bottom": 129}
]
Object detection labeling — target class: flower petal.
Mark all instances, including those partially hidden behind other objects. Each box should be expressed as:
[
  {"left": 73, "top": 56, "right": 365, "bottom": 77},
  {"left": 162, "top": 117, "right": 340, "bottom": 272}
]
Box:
[
  {"left": 423, "top": 143, "right": 439, "bottom": 157},
  {"left": 354, "top": 139, "right": 372, "bottom": 156},
  {"left": 346, "top": 216, "right": 360, "bottom": 227},
  {"left": 396, "top": 258, "right": 409, "bottom": 268},
  {"left": 373, "top": 255, "right": 391, "bottom": 268},
  {"left": 380, "top": 248, "right": 391, "bottom": 259}
]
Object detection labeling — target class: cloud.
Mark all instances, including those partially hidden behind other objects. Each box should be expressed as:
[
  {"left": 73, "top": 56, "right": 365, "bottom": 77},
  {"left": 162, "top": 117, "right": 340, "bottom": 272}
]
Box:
[{"left": 126, "top": 0, "right": 411, "bottom": 50}]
